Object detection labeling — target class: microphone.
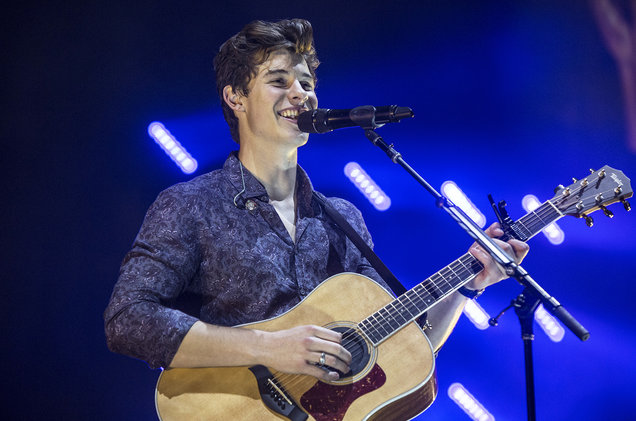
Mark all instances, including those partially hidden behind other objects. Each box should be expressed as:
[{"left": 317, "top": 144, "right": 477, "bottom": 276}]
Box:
[{"left": 297, "top": 105, "right": 414, "bottom": 133}]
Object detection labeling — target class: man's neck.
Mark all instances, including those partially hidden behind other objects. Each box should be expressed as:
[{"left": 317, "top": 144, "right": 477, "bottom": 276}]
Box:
[{"left": 238, "top": 141, "right": 298, "bottom": 202}]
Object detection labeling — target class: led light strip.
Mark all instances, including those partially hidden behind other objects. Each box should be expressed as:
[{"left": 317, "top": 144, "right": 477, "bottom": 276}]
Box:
[
  {"left": 534, "top": 304, "right": 565, "bottom": 342},
  {"left": 441, "top": 181, "right": 486, "bottom": 228},
  {"left": 344, "top": 162, "right": 391, "bottom": 211},
  {"left": 147, "top": 122, "right": 198, "bottom": 174},
  {"left": 448, "top": 383, "right": 495, "bottom": 421},
  {"left": 463, "top": 299, "right": 490, "bottom": 330}
]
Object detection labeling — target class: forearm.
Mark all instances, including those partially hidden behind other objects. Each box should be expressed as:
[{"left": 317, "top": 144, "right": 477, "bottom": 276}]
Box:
[
  {"left": 169, "top": 321, "right": 267, "bottom": 368},
  {"left": 170, "top": 321, "right": 351, "bottom": 382},
  {"left": 424, "top": 291, "right": 468, "bottom": 352}
]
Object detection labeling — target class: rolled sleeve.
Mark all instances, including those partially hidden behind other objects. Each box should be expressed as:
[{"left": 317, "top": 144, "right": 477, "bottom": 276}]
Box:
[{"left": 104, "top": 188, "right": 202, "bottom": 368}]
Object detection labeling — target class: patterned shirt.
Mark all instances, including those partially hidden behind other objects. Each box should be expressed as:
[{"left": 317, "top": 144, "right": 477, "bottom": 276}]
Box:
[{"left": 104, "top": 153, "right": 388, "bottom": 368}]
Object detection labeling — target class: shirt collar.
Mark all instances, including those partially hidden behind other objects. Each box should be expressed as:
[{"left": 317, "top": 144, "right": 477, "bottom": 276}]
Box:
[{"left": 223, "top": 152, "right": 317, "bottom": 217}]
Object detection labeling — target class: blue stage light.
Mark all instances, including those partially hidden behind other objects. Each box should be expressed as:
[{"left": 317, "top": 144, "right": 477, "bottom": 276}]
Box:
[
  {"left": 147, "top": 122, "right": 198, "bottom": 174},
  {"left": 521, "top": 194, "right": 564, "bottom": 245},
  {"left": 463, "top": 299, "right": 491, "bottom": 330},
  {"left": 534, "top": 304, "right": 565, "bottom": 342},
  {"left": 344, "top": 162, "right": 391, "bottom": 211},
  {"left": 448, "top": 383, "right": 495, "bottom": 421},
  {"left": 441, "top": 181, "right": 487, "bottom": 228}
]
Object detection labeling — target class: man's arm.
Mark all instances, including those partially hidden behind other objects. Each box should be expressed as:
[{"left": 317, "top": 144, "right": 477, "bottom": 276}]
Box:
[
  {"left": 169, "top": 322, "right": 351, "bottom": 382},
  {"left": 424, "top": 223, "right": 529, "bottom": 352}
]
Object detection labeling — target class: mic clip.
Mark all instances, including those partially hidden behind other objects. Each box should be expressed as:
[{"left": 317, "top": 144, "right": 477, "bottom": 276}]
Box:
[{"left": 350, "top": 105, "right": 385, "bottom": 130}]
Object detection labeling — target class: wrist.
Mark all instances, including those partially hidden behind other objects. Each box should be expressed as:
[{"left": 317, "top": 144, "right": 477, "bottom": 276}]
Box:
[
  {"left": 251, "top": 329, "right": 272, "bottom": 365},
  {"left": 457, "top": 285, "right": 484, "bottom": 299}
]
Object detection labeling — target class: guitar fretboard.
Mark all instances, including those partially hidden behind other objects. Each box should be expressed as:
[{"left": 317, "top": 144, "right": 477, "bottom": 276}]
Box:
[{"left": 358, "top": 198, "right": 564, "bottom": 345}]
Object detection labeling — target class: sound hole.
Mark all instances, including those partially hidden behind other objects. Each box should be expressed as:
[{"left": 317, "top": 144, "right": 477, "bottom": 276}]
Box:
[{"left": 331, "top": 326, "right": 370, "bottom": 378}]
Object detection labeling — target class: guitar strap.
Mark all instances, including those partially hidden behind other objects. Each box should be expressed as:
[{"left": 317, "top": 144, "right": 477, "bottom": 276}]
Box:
[{"left": 312, "top": 191, "right": 407, "bottom": 296}]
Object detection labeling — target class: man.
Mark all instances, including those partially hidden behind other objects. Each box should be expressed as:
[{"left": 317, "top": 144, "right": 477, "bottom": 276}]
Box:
[{"left": 105, "top": 18, "right": 528, "bottom": 386}]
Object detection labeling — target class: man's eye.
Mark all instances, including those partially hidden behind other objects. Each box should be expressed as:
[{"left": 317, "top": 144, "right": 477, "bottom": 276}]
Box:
[{"left": 302, "top": 83, "right": 314, "bottom": 91}]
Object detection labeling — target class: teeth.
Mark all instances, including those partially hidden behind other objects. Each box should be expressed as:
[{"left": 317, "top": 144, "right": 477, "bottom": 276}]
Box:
[{"left": 279, "top": 109, "right": 299, "bottom": 119}]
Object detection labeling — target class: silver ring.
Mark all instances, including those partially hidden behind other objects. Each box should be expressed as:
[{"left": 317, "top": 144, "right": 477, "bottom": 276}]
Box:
[{"left": 319, "top": 352, "right": 326, "bottom": 366}]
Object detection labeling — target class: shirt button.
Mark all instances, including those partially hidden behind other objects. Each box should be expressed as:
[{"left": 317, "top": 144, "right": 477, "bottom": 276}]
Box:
[{"left": 245, "top": 199, "right": 257, "bottom": 211}]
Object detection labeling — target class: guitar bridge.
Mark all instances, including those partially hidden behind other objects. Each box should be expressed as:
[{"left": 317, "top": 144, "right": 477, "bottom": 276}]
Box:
[{"left": 249, "top": 365, "right": 308, "bottom": 421}]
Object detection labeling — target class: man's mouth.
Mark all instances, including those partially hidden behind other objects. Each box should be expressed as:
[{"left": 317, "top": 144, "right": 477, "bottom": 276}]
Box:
[{"left": 278, "top": 108, "right": 302, "bottom": 121}]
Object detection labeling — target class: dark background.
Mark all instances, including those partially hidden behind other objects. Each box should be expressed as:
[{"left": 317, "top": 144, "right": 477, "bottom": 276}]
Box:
[{"left": 4, "top": 1, "right": 635, "bottom": 419}]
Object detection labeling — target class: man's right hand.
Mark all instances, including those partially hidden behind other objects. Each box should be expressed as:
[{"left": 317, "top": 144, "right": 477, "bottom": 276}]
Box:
[{"left": 257, "top": 325, "right": 352, "bottom": 382}]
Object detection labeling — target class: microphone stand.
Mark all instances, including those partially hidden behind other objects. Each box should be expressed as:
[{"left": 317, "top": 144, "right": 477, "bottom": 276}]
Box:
[{"left": 361, "top": 127, "right": 589, "bottom": 421}]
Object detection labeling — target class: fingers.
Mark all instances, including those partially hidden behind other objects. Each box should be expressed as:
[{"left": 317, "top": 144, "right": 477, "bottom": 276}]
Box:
[
  {"left": 484, "top": 222, "right": 503, "bottom": 238},
  {"left": 474, "top": 222, "right": 529, "bottom": 264},
  {"left": 305, "top": 363, "right": 340, "bottom": 382},
  {"left": 304, "top": 326, "right": 351, "bottom": 375},
  {"left": 308, "top": 350, "right": 349, "bottom": 375},
  {"left": 508, "top": 239, "right": 530, "bottom": 263},
  {"left": 309, "top": 326, "right": 352, "bottom": 365},
  {"left": 265, "top": 325, "right": 352, "bottom": 381}
]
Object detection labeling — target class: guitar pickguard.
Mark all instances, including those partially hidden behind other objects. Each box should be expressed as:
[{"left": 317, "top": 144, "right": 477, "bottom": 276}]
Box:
[{"left": 300, "top": 364, "right": 387, "bottom": 421}]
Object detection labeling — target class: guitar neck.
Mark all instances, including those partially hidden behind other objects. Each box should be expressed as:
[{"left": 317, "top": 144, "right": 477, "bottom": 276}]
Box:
[{"left": 358, "top": 198, "right": 564, "bottom": 345}]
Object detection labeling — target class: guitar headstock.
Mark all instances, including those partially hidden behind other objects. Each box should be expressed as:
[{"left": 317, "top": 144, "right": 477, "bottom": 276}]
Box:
[{"left": 551, "top": 165, "right": 632, "bottom": 226}]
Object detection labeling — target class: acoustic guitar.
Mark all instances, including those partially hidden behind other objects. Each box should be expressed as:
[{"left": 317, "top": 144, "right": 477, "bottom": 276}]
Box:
[{"left": 155, "top": 165, "right": 631, "bottom": 420}]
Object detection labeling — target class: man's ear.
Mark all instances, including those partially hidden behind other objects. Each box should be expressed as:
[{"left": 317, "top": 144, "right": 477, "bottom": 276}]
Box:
[{"left": 222, "top": 85, "right": 244, "bottom": 112}]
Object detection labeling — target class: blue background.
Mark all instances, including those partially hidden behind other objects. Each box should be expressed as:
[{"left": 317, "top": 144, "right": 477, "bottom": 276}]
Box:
[{"left": 4, "top": 1, "right": 635, "bottom": 419}]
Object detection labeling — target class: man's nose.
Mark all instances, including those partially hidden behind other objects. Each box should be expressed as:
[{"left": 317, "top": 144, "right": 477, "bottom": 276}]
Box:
[{"left": 288, "top": 80, "right": 307, "bottom": 104}]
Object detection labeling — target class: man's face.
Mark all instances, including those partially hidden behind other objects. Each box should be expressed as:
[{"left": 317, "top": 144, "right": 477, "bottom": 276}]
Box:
[{"left": 236, "top": 50, "right": 318, "bottom": 147}]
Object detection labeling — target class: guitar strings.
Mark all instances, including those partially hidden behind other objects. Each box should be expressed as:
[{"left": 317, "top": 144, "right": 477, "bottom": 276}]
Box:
[
  {"left": 273, "top": 171, "right": 617, "bottom": 392},
  {"left": 273, "top": 256, "right": 482, "bottom": 392}
]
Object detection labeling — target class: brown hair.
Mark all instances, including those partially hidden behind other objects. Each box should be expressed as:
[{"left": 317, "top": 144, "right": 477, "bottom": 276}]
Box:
[{"left": 213, "top": 19, "right": 320, "bottom": 143}]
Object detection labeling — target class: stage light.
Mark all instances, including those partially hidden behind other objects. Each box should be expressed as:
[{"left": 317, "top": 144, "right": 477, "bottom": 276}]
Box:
[
  {"left": 534, "top": 304, "right": 565, "bottom": 342},
  {"left": 344, "top": 162, "right": 391, "bottom": 211},
  {"left": 441, "top": 181, "right": 486, "bottom": 227},
  {"left": 448, "top": 383, "right": 495, "bottom": 421},
  {"left": 521, "top": 195, "right": 564, "bottom": 245},
  {"left": 462, "top": 298, "right": 490, "bottom": 330},
  {"left": 147, "top": 122, "right": 198, "bottom": 174}
]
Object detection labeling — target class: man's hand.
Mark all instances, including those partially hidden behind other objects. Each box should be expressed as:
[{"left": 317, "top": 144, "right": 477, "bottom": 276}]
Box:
[
  {"left": 466, "top": 222, "right": 529, "bottom": 291},
  {"left": 258, "top": 325, "right": 352, "bottom": 382}
]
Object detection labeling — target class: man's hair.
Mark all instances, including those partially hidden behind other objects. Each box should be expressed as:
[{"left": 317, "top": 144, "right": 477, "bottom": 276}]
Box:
[{"left": 213, "top": 19, "right": 320, "bottom": 143}]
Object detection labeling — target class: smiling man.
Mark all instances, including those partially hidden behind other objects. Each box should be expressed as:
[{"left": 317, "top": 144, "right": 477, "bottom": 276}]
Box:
[{"left": 104, "top": 18, "right": 528, "bottom": 416}]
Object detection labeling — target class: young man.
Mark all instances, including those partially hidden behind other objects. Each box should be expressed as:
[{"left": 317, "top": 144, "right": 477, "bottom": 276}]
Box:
[{"left": 105, "top": 19, "right": 528, "bottom": 385}]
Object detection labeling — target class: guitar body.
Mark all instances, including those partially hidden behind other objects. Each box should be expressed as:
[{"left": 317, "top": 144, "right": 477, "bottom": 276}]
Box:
[{"left": 155, "top": 273, "right": 438, "bottom": 420}]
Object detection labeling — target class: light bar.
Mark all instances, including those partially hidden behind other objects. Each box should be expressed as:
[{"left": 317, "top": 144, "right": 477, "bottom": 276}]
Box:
[
  {"left": 441, "top": 181, "right": 486, "bottom": 227},
  {"left": 534, "top": 304, "right": 565, "bottom": 342},
  {"left": 147, "top": 122, "right": 198, "bottom": 174},
  {"left": 448, "top": 383, "right": 495, "bottom": 421},
  {"left": 521, "top": 195, "right": 564, "bottom": 245},
  {"left": 344, "top": 162, "right": 391, "bottom": 211},
  {"left": 462, "top": 299, "right": 490, "bottom": 330}
]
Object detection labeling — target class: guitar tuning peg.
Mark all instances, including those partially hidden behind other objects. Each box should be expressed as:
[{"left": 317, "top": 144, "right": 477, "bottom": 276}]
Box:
[
  {"left": 572, "top": 177, "right": 578, "bottom": 183},
  {"left": 584, "top": 214, "right": 594, "bottom": 227},
  {"left": 554, "top": 184, "right": 565, "bottom": 194},
  {"left": 622, "top": 198, "right": 631, "bottom": 211},
  {"left": 589, "top": 168, "right": 595, "bottom": 174},
  {"left": 600, "top": 205, "right": 614, "bottom": 218}
]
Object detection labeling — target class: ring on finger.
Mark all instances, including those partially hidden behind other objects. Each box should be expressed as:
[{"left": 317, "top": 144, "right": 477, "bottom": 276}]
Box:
[{"left": 319, "top": 352, "right": 326, "bottom": 366}]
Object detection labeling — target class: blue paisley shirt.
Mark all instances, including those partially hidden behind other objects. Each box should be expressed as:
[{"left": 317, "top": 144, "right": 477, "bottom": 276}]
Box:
[{"left": 104, "top": 153, "right": 389, "bottom": 368}]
